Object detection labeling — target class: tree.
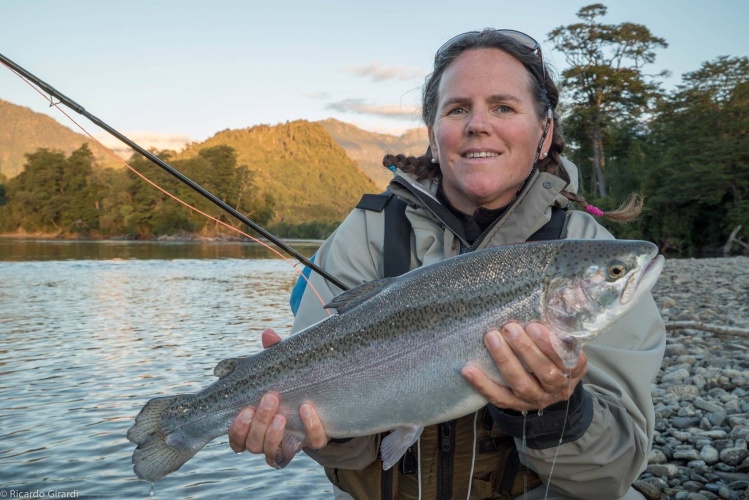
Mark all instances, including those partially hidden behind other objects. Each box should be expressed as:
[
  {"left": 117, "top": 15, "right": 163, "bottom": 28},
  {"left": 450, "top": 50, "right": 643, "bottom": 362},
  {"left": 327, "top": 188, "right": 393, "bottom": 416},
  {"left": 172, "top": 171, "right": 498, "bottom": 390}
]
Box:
[
  {"left": 548, "top": 3, "right": 667, "bottom": 197},
  {"left": 644, "top": 56, "right": 749, "bottom": 254}
]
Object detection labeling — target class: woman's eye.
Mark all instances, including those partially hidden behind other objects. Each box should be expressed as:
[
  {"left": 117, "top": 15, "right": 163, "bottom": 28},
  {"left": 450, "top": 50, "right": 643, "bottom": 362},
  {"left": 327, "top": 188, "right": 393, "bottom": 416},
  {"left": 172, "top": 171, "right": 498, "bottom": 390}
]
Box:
[
  {"left": 447, "top": 107, "right": 466, "bottom": 115},
  {"left": 495, "top": 105, "right": 512, "bottom": 113}
]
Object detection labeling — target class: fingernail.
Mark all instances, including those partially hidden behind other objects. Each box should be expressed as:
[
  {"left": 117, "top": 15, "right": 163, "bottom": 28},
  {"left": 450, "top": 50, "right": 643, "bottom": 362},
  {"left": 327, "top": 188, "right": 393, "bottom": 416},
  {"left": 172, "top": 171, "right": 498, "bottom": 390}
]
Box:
[
  {"left": 240, "top": 408, "right": 254, "bottom": 425},
  {"left": 270, "top": 415, "right": 284, "bottom": 430},
  {"left": 502, "top": 324, "right": 519, "bottom": 339},
  {"left": 460, "top": 366, "right": 475, "bottom": 383},
  {"left": 260, "top": 395, "right": 275, "bottom": 411},
  {"left": 527, "top": 323, "right": 542, "bottom": 339},
  {"left": 300, "top": 404, "right": 312, "bottom": 419},
  {"left": 486, "top": 330, "right": 502, "bottom": 349}
]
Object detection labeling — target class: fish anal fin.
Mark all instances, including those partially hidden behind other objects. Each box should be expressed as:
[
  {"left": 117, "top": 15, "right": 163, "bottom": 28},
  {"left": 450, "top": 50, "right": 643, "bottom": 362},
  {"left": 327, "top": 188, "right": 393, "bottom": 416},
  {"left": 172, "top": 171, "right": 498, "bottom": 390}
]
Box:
[
  {"left": 324, "top": 278, "right": 395, "bottom": 313},
  {"left": 272, "top": 431, "right": 306, "bottom": 469},
  {"left": 380, "top": 426, "right": 423, "bottom": 470}
]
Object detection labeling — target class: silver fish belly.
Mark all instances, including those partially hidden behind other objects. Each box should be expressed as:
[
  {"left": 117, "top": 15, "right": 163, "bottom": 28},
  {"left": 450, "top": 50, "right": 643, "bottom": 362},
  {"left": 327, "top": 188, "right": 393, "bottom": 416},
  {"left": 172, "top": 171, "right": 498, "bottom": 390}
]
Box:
[{"left": 127, "top": 239, "right": 664, "bottom": 483}]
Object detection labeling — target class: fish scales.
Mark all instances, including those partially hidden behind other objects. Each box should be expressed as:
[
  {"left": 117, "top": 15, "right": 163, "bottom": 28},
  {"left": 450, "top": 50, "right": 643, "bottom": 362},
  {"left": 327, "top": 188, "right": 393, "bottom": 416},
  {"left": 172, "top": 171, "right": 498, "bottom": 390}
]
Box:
[{"left": 128, "top": 239, "right": 664, "bottom": 483}]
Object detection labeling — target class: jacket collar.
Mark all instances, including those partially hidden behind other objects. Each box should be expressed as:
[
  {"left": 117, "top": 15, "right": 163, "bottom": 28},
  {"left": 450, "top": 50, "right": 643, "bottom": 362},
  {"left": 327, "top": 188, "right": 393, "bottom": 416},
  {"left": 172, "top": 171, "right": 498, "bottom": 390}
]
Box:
[{"left": 388, "top": 168, "right": 569, "bottom": 250}]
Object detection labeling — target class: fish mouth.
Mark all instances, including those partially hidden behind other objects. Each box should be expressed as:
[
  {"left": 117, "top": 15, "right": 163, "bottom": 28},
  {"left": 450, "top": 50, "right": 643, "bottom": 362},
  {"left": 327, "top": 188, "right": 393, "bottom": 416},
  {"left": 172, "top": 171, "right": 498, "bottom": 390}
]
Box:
[{"left": 622, "top": 253, "right": 664, "bottom": 304}]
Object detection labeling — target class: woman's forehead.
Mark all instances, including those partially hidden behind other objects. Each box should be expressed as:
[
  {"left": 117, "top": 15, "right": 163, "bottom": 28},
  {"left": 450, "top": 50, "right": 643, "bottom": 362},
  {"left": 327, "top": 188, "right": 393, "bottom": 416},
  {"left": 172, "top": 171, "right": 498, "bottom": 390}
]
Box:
[{"left": 438, "top": 49, "right": 534, "bottom": 99}]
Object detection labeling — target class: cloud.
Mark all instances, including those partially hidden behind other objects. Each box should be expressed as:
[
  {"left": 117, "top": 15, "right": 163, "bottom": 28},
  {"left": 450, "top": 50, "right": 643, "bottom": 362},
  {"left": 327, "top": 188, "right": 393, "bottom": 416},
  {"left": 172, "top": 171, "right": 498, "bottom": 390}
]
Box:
[
  {"left": 305, "top": 91, "right": 331, "bottom": 100},
  {"left": 93, "top": 131, "right": 193, "bottom": 153},
  {"left": 326, "top": 99, "right": 420, "bottom": 120},
  {"left": 344, "top": 61, "right": 426, "bottom": 82}
]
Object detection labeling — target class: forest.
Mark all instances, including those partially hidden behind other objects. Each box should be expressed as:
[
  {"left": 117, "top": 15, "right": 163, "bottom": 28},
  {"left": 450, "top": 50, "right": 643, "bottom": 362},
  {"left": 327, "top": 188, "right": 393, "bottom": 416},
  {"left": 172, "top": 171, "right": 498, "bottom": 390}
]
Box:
[{"left": 0, "top": 4, "right": 747, "bottom": 255}]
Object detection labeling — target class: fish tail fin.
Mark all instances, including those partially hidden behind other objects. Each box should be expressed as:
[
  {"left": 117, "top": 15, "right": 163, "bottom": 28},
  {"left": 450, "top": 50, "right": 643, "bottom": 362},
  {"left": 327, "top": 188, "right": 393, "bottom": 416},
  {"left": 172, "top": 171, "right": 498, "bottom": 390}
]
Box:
[{"left": 127, "top": 394, "right": 207, "bottom": 483}]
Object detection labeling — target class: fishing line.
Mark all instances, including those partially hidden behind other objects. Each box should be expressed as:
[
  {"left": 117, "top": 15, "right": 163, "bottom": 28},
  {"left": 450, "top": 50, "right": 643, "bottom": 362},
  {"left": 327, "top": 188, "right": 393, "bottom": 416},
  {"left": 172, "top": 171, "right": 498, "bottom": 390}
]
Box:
[
  {"left": 544, "top": 375, "right": 573, "bottom": 499},
  {"left": 0, "top": 53, "right": 341, "bottom": 312}
]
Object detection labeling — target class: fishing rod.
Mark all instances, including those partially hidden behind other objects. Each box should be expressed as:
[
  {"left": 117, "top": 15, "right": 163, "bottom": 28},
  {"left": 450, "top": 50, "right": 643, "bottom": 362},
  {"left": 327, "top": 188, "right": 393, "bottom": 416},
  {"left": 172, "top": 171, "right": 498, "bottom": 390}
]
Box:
[{"left": 0, "top": 52, "right": 349, "bottom": 292}]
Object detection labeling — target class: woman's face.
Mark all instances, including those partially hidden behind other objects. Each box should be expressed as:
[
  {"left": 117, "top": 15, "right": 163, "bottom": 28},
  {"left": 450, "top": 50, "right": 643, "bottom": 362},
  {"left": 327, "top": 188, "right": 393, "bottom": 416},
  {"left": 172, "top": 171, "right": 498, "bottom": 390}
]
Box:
[{"left": 429, "top": 48, "right": 552, "bottom": 213}]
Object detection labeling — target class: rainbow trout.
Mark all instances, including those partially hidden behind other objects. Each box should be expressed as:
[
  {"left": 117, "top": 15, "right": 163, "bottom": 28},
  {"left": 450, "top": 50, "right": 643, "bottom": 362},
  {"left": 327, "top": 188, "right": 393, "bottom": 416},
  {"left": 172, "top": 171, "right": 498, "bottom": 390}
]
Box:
[{"left": 128, "top": 239, "right": 663, "bottom": 483}]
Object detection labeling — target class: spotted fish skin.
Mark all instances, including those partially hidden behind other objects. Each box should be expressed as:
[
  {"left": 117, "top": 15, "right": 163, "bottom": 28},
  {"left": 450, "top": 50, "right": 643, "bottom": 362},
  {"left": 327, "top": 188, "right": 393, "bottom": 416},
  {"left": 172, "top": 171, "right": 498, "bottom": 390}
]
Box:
[{"left": 127, "top": 239, "right": 664, "bottom": 483}]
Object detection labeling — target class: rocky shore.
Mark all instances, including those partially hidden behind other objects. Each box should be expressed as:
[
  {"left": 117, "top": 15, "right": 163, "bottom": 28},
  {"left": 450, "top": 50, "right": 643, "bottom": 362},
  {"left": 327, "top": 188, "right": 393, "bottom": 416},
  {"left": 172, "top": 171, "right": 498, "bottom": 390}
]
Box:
[{"left": 634, "top": 256, "right": 749, "bottom": 500}]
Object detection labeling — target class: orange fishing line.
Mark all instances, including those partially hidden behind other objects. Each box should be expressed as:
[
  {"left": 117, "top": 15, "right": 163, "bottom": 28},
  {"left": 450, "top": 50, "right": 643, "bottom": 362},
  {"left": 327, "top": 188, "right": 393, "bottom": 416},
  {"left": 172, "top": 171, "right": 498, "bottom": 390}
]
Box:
[{"left": 6, "top": 65, "right": 332, "bottom": 316}]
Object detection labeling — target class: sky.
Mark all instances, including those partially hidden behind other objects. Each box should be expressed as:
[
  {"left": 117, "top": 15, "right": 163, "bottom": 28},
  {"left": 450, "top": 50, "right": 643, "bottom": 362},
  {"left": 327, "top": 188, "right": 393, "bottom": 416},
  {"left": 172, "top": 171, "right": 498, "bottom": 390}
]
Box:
[{"left": 1, "top": 0, "right": 747, "bottom": 151}]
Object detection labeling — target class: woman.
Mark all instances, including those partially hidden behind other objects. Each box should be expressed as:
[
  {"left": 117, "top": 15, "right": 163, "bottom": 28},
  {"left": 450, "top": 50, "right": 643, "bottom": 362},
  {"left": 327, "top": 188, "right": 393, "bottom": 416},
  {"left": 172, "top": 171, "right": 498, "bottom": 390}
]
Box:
[{"left": 229, "top": 29, "right": 665, "bottom": 499}]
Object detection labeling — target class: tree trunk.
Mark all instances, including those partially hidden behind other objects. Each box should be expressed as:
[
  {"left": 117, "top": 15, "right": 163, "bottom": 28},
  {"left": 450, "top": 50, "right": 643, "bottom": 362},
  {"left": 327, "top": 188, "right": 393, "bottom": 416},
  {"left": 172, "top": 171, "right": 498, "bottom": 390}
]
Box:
[{"left": 592, "top": 126, "right": 607, "bottom": 197}]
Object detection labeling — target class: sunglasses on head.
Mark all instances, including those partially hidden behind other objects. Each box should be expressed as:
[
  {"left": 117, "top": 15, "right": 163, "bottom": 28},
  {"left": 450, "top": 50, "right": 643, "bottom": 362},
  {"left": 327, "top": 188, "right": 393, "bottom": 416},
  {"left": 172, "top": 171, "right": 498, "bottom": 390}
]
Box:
[{"left": 435, "top": 29, "right": 545, "bottom": 80}]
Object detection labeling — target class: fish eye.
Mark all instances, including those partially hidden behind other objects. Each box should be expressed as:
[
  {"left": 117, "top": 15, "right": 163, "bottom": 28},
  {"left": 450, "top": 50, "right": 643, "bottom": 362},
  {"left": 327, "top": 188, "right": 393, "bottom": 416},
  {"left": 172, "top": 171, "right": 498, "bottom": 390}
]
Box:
[{"left": 608, "top": 262, "right": 627, "bottom": 280}]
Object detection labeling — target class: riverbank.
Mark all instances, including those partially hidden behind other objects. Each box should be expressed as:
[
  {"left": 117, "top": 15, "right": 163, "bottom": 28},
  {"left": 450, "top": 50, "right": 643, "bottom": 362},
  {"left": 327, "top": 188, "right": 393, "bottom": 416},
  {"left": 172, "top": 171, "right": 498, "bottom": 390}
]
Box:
[{"left": 635, "top": 256, "right": 749, "bottom": 500}]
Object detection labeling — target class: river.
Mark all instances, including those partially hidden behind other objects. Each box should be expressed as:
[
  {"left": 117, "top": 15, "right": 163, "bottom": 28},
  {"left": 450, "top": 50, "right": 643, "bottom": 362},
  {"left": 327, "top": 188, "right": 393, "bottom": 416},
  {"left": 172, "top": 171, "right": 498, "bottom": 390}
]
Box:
[{"left": 0, "top": 239, "right": 335, "bottom": 499}]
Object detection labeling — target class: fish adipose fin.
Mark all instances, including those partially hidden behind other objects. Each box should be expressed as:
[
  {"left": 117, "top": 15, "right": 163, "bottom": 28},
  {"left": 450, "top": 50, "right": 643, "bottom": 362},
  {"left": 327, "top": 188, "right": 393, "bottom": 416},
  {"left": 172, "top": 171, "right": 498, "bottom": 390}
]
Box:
[
  {"left": 380, "top": 426, "right": 424, "bottom": 470},
  {"left": 127, "top": 395, "right": 209, "bottom": 483},
  {"left": 325, "top": 277, "right": 395, "bottom": 313},
  {"left": 272, "top": 431, "right": 306, "bottom": 469}
]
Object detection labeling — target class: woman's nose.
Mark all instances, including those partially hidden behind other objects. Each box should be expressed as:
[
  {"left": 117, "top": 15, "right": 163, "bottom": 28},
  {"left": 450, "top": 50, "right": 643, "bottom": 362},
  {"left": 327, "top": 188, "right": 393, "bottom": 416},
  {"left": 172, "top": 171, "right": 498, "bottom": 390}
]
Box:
[{"left": 466, "top": 109, "right": 490, "bottom": 135}]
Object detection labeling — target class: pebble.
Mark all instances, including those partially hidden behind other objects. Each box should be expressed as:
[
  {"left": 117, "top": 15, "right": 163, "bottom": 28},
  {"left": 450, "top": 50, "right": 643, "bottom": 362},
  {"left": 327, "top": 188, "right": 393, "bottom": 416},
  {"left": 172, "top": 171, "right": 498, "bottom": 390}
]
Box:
[{"left": 635, "top": 257, "right": 749, "bottom": 499}]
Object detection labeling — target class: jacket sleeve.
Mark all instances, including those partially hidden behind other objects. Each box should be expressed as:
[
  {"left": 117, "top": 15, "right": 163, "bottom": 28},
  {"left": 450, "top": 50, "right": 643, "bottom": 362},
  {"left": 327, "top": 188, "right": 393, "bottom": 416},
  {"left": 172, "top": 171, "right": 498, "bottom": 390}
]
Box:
[
  {"left": 290, "top": 207, "right": 387, "bottom": 470},
  {"left": 516, "top": 211, "right": 666, "bottom": 499}
]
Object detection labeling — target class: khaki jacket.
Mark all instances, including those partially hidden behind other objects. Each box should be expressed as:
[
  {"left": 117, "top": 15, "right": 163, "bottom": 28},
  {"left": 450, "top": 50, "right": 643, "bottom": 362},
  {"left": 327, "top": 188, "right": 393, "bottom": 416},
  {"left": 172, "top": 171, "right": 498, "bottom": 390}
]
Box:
[{"left": 291, "top": 164, "right": 665, "bottom": 499}]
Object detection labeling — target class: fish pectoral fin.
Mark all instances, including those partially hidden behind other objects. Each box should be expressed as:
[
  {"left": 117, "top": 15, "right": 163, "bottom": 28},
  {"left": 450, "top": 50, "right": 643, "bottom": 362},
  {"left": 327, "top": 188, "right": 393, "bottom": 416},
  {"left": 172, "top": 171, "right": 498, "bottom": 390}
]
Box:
[
  {"left": 380, "top": 426, "right": 424, "bottom": 470},
  {"left": 324, "top": 277, "right": 395, "bottom": 313},
  {"left": 272, "top": 431, "right": 306, "bottom": 469},
  {"left": 213, "top": 357, "right": 248, "bottom": 379},
  {"left": 550, "top": 335, "right": 581, "bottom": 369}
]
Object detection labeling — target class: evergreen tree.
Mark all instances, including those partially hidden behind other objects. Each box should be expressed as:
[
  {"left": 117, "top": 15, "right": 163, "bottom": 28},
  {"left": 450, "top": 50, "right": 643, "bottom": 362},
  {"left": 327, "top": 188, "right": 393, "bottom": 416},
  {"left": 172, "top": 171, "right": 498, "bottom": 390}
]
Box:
[
  {"left": 644, "top": 56, "right": 749, "bottom": 254},
  {"left": 548, "top": 3, "right": 667, "bottom": 197}
]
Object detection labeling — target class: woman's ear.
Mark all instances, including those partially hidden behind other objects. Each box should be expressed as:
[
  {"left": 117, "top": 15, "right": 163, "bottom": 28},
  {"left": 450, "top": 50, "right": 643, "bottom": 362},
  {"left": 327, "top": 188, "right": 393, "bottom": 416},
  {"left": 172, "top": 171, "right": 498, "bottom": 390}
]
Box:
[
  {"left": 428, "top": 126, "right": 439, "bottom": 161},
  {"left": 541, "top": 109, "right": 554, "bottom": 157}
]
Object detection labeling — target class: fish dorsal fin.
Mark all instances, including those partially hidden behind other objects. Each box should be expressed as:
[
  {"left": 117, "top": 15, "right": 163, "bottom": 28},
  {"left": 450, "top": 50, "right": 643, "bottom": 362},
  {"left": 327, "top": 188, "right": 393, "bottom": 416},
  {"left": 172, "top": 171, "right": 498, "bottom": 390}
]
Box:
[
  {"left": 213, "top": 357, "right": 248, "bottom": 379},
  {"left": 380, "top": 425, "right": 424, "bottom": 470},
  {"left": 324, "top": 277, "right": 395, "bottom": 313}
]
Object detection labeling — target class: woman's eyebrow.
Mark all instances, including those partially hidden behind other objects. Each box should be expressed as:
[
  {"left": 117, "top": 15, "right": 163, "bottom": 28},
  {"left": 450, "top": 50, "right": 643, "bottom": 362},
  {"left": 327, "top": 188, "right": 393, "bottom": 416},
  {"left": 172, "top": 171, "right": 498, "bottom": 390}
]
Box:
[{"left": 441, "top": 94, "right": 522, "bottom": 107}]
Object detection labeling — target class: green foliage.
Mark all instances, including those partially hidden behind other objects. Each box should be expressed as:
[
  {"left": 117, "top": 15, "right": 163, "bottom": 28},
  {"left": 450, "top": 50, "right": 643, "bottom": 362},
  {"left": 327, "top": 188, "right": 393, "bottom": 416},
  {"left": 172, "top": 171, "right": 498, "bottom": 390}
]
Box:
[
  {"left": 642, "top": 56, "right": 749, "bottom": 254},
  {"left": 0, "top": 99, "right": 120, "bottom": 178},
  {"left": 178, "top": 120, "right": 378, "bottom": 224},
  {"left": 548, "top": 4, "right": 667, "bottom": 197},
  {"left": 269, "top": 220, "right": 341, "bottom": 240}
]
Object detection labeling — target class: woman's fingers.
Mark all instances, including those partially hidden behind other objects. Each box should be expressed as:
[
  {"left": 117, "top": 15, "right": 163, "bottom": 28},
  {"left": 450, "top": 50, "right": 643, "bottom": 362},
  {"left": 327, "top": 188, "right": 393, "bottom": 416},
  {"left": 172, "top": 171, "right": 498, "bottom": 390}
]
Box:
[
  {"left": 301, "top": 403, "right": 329, "bottom": 449},
  {"left": 244, "top": 393, "right": 280, "bottom": 454},
  {"left": 228, "top": 407, "right": 255, "bottom": 453},
  {"left": 468, "top": 324, "right": 588, "bottom": 411},
  {"left": 263, "top": 414, "right": 287, "bottom": 467},
  {"left": 261, "top": 328, "right": 282, "bottom": 348}
]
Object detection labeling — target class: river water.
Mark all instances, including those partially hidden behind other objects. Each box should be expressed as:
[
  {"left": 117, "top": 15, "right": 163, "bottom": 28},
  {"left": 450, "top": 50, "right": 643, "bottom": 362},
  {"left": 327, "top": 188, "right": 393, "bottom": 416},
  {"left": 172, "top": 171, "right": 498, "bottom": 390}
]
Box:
[{"left": 0, "top": 239, "right": 334, "bottom": 499}]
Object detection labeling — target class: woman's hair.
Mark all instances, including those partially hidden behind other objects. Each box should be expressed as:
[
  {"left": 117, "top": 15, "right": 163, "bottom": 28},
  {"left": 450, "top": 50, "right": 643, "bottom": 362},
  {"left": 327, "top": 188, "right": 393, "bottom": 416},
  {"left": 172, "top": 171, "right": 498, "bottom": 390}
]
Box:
[{"left": 383, "top": 29, "right": 641, "bottom": 222}]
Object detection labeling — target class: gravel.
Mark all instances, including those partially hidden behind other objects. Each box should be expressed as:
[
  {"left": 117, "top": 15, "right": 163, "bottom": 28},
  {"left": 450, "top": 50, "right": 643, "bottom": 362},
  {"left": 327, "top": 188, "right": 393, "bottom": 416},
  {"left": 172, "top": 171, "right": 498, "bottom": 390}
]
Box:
[{"left": 633, "top": 256, "right": 749, "bottom": 500}]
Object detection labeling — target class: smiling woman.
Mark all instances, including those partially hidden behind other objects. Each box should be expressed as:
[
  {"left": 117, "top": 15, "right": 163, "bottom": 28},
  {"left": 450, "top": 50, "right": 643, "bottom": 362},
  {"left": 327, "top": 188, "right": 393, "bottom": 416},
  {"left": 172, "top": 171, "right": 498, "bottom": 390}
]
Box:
[
  {"left": 227, "top": 28, "right": 666, "bottom": 500},
  {"left": 429, "top": 49, "right": 553, "bottom": 212}
]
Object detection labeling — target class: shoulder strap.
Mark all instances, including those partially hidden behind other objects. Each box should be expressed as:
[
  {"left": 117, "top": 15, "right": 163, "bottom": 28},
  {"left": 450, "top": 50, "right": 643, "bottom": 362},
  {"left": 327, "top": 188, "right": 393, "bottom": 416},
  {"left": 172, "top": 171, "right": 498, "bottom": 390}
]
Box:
[
  {"left": 356, "top": 192, "right": 412, "bottom": 278},
  {"left": 526, "top": 207, "right": 568, "bottom": 241}
]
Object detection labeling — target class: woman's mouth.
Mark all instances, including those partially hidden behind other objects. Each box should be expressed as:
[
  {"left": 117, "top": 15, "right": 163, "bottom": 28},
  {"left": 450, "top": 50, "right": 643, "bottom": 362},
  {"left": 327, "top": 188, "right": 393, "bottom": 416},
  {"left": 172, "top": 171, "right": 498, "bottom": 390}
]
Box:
[{"left": 463, "top": 151, "right": 499, "bottom": 159}]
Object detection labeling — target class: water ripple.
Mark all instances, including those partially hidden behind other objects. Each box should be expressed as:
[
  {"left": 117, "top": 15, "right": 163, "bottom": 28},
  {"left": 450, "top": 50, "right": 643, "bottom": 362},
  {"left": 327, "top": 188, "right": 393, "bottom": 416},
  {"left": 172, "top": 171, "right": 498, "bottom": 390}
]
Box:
[{"left": 0, "top": 252, "right": 331, "bottom": 498}]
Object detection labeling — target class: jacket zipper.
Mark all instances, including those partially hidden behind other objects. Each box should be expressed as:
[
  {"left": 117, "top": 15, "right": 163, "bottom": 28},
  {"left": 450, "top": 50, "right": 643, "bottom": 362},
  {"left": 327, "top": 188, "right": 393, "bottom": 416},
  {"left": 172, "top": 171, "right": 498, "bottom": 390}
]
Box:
[{"left": 437, "top": 420, "right": 457, "bottom": 499}]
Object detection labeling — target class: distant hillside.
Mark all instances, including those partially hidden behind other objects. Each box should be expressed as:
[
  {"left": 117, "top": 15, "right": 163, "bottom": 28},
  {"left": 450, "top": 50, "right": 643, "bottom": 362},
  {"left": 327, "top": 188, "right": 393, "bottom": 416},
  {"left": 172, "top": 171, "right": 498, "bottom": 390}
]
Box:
[
  {"left": 0, "top": 99, "right": 119, "bottom": 178},
  {"left": 317, "top": 118, "right": 428, "bottom": 189},
  {"left": 177, "top": 120, "right": 378, "bottom": 223}
]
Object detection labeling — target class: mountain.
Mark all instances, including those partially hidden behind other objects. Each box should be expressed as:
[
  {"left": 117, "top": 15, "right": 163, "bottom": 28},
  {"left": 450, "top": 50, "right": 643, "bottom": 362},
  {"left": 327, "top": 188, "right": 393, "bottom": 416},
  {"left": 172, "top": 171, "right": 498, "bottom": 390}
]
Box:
[
  {"left": 177, "top": 120, "right": 378, "bottom": 223},
  {"left": 317, "top": 118, "right": 428, "bottom": 189},
  {"left": 0, "top": 99, "right": 424, "bottom": 224},
  {"left": 0, "top": 99, "right": 119, "bottom": 178}
]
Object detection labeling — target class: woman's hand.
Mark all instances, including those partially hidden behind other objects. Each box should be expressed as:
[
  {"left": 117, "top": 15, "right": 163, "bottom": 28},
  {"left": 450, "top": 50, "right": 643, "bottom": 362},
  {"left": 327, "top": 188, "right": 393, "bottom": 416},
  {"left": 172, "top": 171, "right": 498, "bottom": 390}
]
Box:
[
  {"left": 228, "top": 329, "right": 330, "bottom": 467},
  {"left": 461, "top": 323, "right": 588, "bottom": 412}
]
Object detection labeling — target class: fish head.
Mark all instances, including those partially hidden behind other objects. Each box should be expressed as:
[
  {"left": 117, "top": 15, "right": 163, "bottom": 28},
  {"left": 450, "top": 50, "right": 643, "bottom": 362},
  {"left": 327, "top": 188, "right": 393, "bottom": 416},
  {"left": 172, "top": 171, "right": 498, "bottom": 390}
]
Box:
[{"left": 542, "top": 239, "right": 664, "bottom": 349}]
